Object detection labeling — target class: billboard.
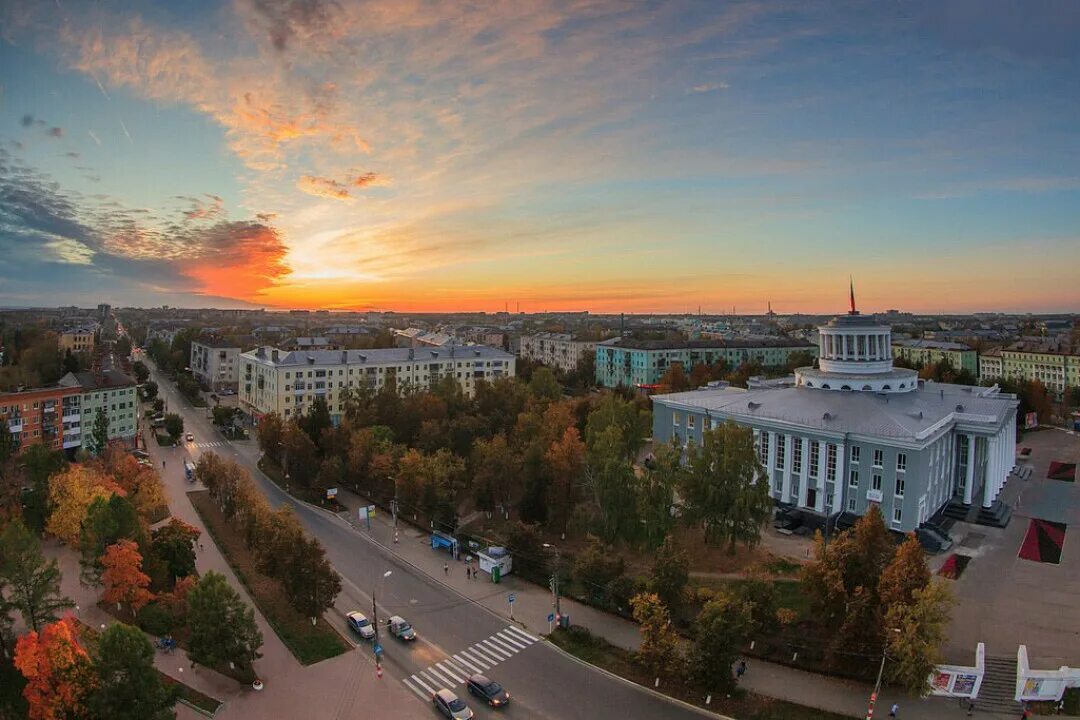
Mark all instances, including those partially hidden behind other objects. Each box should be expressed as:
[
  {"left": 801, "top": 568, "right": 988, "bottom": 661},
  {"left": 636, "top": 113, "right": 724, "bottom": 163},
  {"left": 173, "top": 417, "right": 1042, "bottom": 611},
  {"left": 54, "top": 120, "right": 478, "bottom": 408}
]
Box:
[{"left": 1025, "top": 412, "right": 1038, "bottom": 430}]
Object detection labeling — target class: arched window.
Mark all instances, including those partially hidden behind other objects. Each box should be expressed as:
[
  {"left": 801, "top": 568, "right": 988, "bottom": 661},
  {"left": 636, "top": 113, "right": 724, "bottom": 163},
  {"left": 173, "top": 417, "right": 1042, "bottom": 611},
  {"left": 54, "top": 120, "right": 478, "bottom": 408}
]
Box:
[
  {"left": 841, "top": 385, "right": 852, "bottom": 391},
  {"left": 822, "top": 383, "right": 831, "bottom": 389},
  {"left": 862, "top": 385, "right": 872, "bottom": 391},
  {"left": 806, "top": 381, "right": 814, "bottom": 388},
  {"left": 899, "top": 383, "right": 906, "bottom": 389},
  {"left": 882, "top": 384, "right": 892, "bottom": 390}
]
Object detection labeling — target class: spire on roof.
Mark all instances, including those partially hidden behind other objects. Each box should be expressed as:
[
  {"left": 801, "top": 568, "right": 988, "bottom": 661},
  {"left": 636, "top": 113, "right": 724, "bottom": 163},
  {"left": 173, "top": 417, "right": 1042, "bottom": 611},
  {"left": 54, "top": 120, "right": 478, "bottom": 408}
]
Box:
[{"left": 849, "top": 276, "right": 859, "bottom": 315}]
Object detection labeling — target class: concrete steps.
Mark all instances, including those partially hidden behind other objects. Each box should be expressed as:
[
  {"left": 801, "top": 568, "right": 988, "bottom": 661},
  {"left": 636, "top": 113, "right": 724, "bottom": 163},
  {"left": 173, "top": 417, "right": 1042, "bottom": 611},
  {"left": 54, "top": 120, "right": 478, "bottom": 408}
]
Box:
[{"left": 978, "top": 656, "right": 1021, "bottom": 715}]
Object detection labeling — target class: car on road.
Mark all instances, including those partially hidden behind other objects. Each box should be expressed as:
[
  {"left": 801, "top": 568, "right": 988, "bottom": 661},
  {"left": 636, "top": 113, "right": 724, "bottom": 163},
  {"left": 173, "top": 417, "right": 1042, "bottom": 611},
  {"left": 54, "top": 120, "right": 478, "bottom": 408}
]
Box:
[
  {"left": 136, "top": 458, "right": 154, "bottom": 468},
  {"left": 185, "top": 432, "right": 195, "bottom": 442},
  {"left": 465, "top": 674, "right": 510, "bottom": 707},
  {"left": 129, "top": 449, "right": 150, "bottom": 460},
  {"left": 388, "top": 615, "right": 416, "bottom": 641},
  {"left": 432, "top": 689, "right": 473, "bottom": 719},
  {"left": 346, "top": 611, "right": 375, "bottom": 640}
]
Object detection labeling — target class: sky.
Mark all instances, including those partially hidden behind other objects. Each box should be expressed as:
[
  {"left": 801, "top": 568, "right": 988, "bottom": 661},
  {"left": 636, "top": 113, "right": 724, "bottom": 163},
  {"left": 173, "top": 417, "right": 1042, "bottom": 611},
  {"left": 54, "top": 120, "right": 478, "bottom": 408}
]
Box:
[{"left": 1, "top": 0, "right": 1079, "bottom": 315}]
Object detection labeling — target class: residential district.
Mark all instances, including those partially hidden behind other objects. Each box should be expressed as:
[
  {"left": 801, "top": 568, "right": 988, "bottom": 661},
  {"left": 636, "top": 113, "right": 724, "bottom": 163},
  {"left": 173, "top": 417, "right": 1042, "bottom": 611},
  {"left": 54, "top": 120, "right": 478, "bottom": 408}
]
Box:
[{"left": 1, "top": 299, "right": 1079, "bottom": 720}]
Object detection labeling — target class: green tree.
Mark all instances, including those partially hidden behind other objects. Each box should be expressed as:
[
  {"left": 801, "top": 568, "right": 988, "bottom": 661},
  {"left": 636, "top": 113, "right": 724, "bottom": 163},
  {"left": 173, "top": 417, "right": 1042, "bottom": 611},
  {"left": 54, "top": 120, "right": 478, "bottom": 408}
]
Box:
[
  {"left": 630, "top": 593, "right": 683, "bottom": 679},
  {"left": 211, "top": 405, "right": 237, "bottom": 426},
  {"left": 280, "top": 537, "right": 342, "bottom": 620},
  {"left": 16, "top": 445, "right": 67, "bottom": 533},
  {"left": 688, "top": 593, "right": 753, "bottom": 692},
  {"left": 141, "top": 380, "right": 158, "bottom": 401},
  {"left": 131, "top": 361, "right": 150, "bottom": 385},
  {"left": 79, "top": 494, "right": 146, "bottom": 586},
  {"left": 884, "top": 581, "right": 953, "bottom": 696},
  {"left": 90, "top": 408, "right": 110, "bottom": 457},
  {"left": 637, "top": 442, "right": 680, "bottom": 548},
  {"left": 678, "top": 422, "right": 772, "bottom": 552},
  {"left": 733, "top": 570, "right": 779, "bottom": 635},
  {"left": 187, "top": 572, "right": 263, "bottom": 676},
  {"left": 163, "top": 413, "right": 184, "bottom": 441},
  {"left": 89, "top": 623, "right": 177, "bottom": 720},
  {"left": 301, "top": 398, "right": 332, "bottom": 449},
  {"left": 649, "top": 536, "right": 689, "bottom": 612},
  {"left": 527, "top": 367, "right": 562, "bottom": 402},
  {"left": 501, "top": 521, "right": 545, "bottom": 582},
  {"left": 784, "top": 350, "right": 817, "bottom": 373},
  {"left": 62, "top": 349, "right": 81, "bottom": 374},
  {"left": 281, "top": 421, "right": 318, "bottom": 487},
  {"left": 584, "top": 394, "right": 649, "bottom": 459},
  {"left": 151, "top": 519, "right": 201, "bottom": 583},
  {"left": 256, "top": 412, "right": 285, "bottom": 464},
  {"left": 0, "top": 520, "right": 73, "bottom": 632},
  {"left": 571, "top": 537, "right": 626, "bottom": 596}
]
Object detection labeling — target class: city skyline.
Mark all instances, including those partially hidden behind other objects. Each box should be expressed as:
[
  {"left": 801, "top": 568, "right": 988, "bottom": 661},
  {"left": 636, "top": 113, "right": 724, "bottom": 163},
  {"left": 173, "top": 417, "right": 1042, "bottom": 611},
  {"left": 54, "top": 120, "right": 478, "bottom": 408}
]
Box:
[{"left": 2, "top": 1, "right": 1080, "bottom": 314}]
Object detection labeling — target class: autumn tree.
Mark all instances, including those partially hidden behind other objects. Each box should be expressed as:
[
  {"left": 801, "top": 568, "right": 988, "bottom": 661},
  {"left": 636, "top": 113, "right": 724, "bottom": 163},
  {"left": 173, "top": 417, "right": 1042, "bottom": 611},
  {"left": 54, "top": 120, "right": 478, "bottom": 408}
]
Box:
[
  {"left": 649, "top": 536, "right": 689, "bottom": 612},
  {"left": 151, "top": 518, "right": 201, "bottom": 582},
  {"left": 256, "top": 411, "right": 285, "bottom": 464},
  {"left": 527, "top": 366, "right": 562, "bottom": 402},
  {"left": 545, "top": 426, "right": 586, "bottom": 536},
  {"left": 733, "top": 570, "right": 779, "bottom": 635},
  {"left": 187, "top": 572, "right": 263, "bottom": 677},
  {"left": 678, "top": 422, "right": 772, "bottom": 552},
  {"left": 688, "top": 593, "right": 753, "bottom": 692},
  {"left": 100, "top": 540, "right": 154, "bottom": 617},
  {"left": 89, "top": 623, "right": 177, "bottom": 720},
  {"left": 630, "top": 593, "right": 683, "bottom": 679},
  {"left": 14, "top": 617, "right": 96, "bottom": 720},
  {"left": 879, "top": 534, "right": 931, "bottom": 611},
  {"left": 104, "top": 450, "right": 168, "bottom": 522},
  {"left": 884, "top": 580, "right": 954, "bottom": 696},
  {"left": 281, "top": 536, "right": 342, "bottom": 620},
  {"left": 79, "top": 494, "right": 146, "bottom": 586},
  {"left": 657, "top": 363, "right": 692, "bottom": 393},
  {"left": 0, "top": 520, "right": 73, "bottom": 632},
  {"left": 281, "top": 420, "right": 318, "bottom": 487},
  {"left": 46, "top": 465, "right": 124, "bottom": 545}
]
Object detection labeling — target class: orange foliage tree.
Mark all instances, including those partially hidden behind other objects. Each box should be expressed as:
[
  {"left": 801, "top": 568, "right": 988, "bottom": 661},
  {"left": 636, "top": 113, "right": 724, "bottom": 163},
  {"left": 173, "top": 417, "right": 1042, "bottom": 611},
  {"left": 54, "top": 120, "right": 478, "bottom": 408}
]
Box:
[
  {"left": 46, "top": 465, "right": 125, "bottom": 545},
  {"left": 13, "top": 616, "right": 97, "bottom": 720},
  {"left": 103, "top": 449, "right": 168, "bottom": 522},
  {"left": 100, "top": 540, "right": 154, "bottom": 616}
]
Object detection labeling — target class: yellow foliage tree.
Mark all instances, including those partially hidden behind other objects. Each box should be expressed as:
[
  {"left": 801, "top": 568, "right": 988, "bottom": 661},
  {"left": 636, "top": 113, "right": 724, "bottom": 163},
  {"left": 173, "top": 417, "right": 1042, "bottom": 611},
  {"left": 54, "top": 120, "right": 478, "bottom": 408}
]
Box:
[
  {"left": 46, "top": 466, "right": 124, "bottom": 545},
  {"left": 105, "top": 451, "right": 168, "bottom": 522}
]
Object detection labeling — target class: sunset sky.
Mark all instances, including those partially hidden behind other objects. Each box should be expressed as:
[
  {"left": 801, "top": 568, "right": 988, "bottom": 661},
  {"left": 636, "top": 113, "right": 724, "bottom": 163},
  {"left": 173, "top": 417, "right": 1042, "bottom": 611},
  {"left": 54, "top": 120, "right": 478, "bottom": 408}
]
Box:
[{"left": 1, "top": 0, "right": 1079, "bottom": 314}]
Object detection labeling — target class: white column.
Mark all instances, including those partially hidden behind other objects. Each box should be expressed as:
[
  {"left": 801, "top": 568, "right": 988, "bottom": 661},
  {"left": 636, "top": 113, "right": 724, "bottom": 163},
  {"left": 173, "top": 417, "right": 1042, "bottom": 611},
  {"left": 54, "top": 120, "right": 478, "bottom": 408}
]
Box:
[
  {"left": 816, "top": 440, "right": 827, "bottom": 512},
  {"left": 964, "top": 434, "right": 975, "bottom": 505},
  {"left": 781, "top": 434, "right": 793, "bottom": 503},
  {"left": 798, "top": 437, "right": 809, "bottom": 506},
  {"left": 834, "top": 441, "right": 847, "bottom": 517},
  {"left": 982, "top": 436, "right": 994, "bottom": 509},
  {"left": 766, "top": 430, "right": 777, "bottom": 495}
]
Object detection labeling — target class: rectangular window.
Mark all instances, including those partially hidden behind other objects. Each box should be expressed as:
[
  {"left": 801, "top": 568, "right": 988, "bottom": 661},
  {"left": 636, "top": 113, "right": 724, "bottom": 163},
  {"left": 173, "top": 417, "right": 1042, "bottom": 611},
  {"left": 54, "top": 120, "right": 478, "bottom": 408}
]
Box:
[
  {"left": 872, "top": 473, "right": 883, "bottom": 491},
  {"left": 809, "top": 442, "right": 820, "bottom": 478},
  {"left": 826, "top": 444, "right": 837, "bottom": 481},
  {"left": 893, "top": 506, "right": 903, "bottom": 524},
  {"left": 896, "top": 453, "right": 907, "bottom": 472},
  {"left": 759, "top": 432, "right": 769, "bottom": 465},
  {"left": 773, "top": 476, "right": 782, "bottom": 495},
  {"left": 847, "top": 497, "right": 857, "bottom": 512},
  {"left": 775, "top": 436, "right": 785, "bottom": 470},
  {"left": 792, "top": 439, "right": 803, "bottom": 474},
  {"left": 873, "top": 449, "right": 884, "bottom": 468},
  {"left": 687, "top": 414, "right": 695, "bottom": 430},
  {"left": 673, "top": 412, "right": 682, "bottom": 427},
  {"left": 849, "top": 469, "right": 859, "bottom": 488},
  {"left": 895, "top": 475, "right": 905, "bottom": 497},
  {"left": 826, "top": 491, "right": 834, "bottom": 510},
  {"left": 851, "top": 446, "right": 860, "bottom": 464}
]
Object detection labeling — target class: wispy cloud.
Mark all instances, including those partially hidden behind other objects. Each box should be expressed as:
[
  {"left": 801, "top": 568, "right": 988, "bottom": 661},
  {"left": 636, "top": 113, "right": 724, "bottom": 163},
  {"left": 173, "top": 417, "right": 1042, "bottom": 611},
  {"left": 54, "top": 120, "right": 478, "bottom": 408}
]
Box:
[{"left": 688, "top": 82, "right": 729, "bottom": 94}]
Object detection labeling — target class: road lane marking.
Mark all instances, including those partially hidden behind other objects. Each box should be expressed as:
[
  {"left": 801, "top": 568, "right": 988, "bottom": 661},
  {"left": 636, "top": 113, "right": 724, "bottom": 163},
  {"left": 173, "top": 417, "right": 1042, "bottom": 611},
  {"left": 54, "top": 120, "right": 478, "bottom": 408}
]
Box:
[
  {"left": 424, "top": 666, "right": 456, "bottom": 687},
  {"left": 479, "top": 639, "right": 512, "bottom": 659},
  {"left": 503, "top": 626, "right": 539, "bottom": 643},
  {"left": 495, "top": 631, "right": 527, "bottom": 649},
  {"left": 449, "top": 655, "right": 480, "bottom": 675},
  {"left": 487, "top": 636, "right": 519, "bottom": 654},
  {"left": 403, "top": 677, "right": 430, "bottom": 700},
  {"left": 457, "top": 649, "right": 489, "bottom": 670},
  {"left": 419, "top": 669, "right": 447, "bottom": 689},
  {"left": 436, "top": 661, "right": 465, "bottom": 684},
  {"left": 471, "top": 644, "right": 503, "bottom": 664},
  {"left": 409, "top": 674, "right": 435, "bottom": 695}
]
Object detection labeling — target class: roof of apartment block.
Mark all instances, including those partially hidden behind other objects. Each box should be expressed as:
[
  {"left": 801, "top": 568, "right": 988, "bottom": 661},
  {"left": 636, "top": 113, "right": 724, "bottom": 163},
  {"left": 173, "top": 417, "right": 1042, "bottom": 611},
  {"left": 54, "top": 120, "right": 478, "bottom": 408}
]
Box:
[
  {"left": 610, "top": 337, "right": 815, "bottom": 351},
  {"left": 653, "top": 381, "right": 1016, "bottom": 441},
  {"left": 193, "top": 336, "right": 243, "bottom": 349},
  {"left": 891, "top": 338, "right": 974, "bottom": 351},
  {"left": 245, "top": 345, "right": 514, "bottom": 367},
  {"left": 58, "top": 370, "right": 136, "bottom": 391}
]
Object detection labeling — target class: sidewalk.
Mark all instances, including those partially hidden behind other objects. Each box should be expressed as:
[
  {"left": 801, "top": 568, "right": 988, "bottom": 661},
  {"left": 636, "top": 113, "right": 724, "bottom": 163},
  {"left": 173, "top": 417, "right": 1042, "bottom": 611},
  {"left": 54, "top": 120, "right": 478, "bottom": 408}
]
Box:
[{"left": 329, "top": 484, "right": 1020, "bottom": 719}]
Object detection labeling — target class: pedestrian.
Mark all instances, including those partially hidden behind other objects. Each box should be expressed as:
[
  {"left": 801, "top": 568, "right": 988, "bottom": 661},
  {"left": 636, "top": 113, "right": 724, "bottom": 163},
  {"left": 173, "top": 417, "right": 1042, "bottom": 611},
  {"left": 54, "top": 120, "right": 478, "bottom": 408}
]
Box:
[
  {"left": 889, "top": 703, "right": 898, "bottom": 718},
  {"left": 465, "top": 567, "right": 471, "bottom": 579},
  {"left": 736, "top": 660, "right": 747, "bottom": 680},
  {"left": 967, "top": 701, "right": 975, "bottom": 717},
  {"left": 443, "top": 562, "right": 449, "bottom": 576},
  {"left": 162, "top": 460, "right": 166, "bottom": 469}
]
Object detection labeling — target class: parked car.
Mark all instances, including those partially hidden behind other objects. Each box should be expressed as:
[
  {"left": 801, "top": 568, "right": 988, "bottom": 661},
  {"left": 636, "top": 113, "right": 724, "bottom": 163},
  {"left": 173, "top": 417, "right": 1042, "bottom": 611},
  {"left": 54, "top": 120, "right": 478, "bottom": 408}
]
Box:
[
  {"left": 346, "top": 611, "right": 375, "bottom": 640},
  {"left": 388, "top": 615, "right": 416, "bottom": 641},
  {"left": 185, "top": 432, "right": 195, "bottom": 442},
  {"left": 465, "top": 674, "right": 511, "bottom": 707},
  {"left": 129, "top": 449, "right": 150, "bottom": 460},
  {"left": 432, "top": 689, "right": 473, "bottom": 720},
  {"left": 136, "top": 458, "right": 154, "bottom": 468}
]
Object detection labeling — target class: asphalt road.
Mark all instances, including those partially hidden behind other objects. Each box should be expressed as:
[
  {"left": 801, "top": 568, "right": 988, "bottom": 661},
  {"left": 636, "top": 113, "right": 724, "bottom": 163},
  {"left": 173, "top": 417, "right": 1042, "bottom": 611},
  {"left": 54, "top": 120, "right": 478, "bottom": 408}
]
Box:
[{"left": 144, "top": 356, "right": 710, "bottom": 720}]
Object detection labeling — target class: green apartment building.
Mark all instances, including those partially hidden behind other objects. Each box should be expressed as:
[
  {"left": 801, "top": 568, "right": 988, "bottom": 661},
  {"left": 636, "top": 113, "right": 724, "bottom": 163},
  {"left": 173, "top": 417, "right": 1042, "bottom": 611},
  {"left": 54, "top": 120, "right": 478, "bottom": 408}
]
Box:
[
  {"left": 59, "top": 370, "right": 139, "bottom": 451},
  {"left": 594, "top": 338, "right": 817, "bottom": 389},
  {"left": 992, "top": 347, "right": 1080, "bottom": 398},
  {"left": 891, "top": 339, "right": 977, "bottom": 375}
]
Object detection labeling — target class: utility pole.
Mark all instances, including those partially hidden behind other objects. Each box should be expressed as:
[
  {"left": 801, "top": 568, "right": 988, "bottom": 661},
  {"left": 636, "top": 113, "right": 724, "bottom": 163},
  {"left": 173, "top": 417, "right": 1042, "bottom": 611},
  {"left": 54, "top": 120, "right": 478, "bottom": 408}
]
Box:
[
  {"left": 544, "top": 543, "right": 561, "bottom": 619},
  {"left": 866, "top": 628, "right": 900, "bottom": 719}
]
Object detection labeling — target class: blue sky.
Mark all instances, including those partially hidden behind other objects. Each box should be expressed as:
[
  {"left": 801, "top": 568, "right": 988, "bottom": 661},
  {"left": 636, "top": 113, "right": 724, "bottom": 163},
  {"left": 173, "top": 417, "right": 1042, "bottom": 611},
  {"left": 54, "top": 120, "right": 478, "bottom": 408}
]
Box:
[{"left": 1, "top": 0, "right": 1078, "bottom": 312}]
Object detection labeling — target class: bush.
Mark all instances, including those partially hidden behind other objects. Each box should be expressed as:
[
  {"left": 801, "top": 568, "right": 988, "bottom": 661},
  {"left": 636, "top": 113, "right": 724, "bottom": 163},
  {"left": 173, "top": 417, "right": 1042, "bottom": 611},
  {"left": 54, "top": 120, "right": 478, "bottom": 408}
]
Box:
[{"left": 136, "top": 602, "right": 176, "bottom": 636}]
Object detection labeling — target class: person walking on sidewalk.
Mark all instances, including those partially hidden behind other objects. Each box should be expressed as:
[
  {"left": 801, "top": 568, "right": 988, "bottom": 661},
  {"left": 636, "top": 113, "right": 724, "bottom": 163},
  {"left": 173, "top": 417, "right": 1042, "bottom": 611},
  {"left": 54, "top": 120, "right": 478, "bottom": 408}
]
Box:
[
  {"left": 889, "top": 703, "right": 898, "bottom": 718},
  {"left": 736, "top": 661, "right": 747, "bottom": 681},
  {"left": 443, "top": 562, "right": 449, "bottom": 576},
  {"left": 465, "top": 567, "right": 471, "bottom": 580}
]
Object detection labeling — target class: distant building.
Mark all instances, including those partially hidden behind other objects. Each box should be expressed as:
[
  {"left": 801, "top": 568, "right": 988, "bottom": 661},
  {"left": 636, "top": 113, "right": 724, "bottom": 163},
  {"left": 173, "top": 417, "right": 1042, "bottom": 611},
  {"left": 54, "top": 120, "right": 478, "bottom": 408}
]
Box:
[
  {"left": 595, "top": 338, "right": 817, "bottom": 389},
  {"left": 0, "top": 385, "right": 82, "bottom": 455},
  {"left": 992, "top": 344, "right": 1080, "bottom": 397},
  {"left": 891, "top": 339, "right": 977, "bottom": 375},
  {"left": 58, "top": 370, "right": 138, "bottom": 451},
  {"left": 59, "top": 326, "right": 97, "bottom": 355},
  {"left": 519, "top": 333, "right": 617, "bottom": 373},
  {"left": 651, "top": 301, "right": 1018, "bottom": 533},
  {"left": 190, "top": 338, "right": 243, "bottom": 392},
  {"left": 979, "top": 350, "right": 1003, "bottom": 382},
  {"left": 239, "top": 345, "right": 516, "bottom": 424},
  {"left": 392, "top": 328, "right": 457, "bottom": 348},
  {"left": 283, "top": 337, "right": 335, "bottom": 351}
]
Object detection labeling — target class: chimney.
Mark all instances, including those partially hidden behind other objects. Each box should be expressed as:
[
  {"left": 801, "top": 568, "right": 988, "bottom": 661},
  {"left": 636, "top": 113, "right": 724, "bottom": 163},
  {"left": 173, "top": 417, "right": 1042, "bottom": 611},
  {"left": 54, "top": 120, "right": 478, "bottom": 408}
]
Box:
[
  {"left": 431, "top": 350, "right": 439, "bottom": 358},
  {"left": 341, "top": 350, "right": 347, "bottom": 363},
  {"left": 307, "top": 354, "right": 315, "bottom": 365},
  {"left": 359, "top": 354, "right": 366, "bottom": 362},
  {"left": 271, "top": 349, "right": 279, "bottom": 363},
  {"left": 408, "top": 348, "right": 414, "bottom": 360}
]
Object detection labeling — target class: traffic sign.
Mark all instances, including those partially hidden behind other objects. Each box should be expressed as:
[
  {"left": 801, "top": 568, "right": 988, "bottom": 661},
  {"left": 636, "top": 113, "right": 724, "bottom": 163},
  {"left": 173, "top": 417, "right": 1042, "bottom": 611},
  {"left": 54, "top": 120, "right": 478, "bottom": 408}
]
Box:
[
  {"left": 373, "top": 643, "right": 383, "bottom": 657},
  {"left": 547, "top": 613, "right": 555, "bottom": 623},
  {"left": 508, "top": 593, "right": 516, "bottom": 604}
]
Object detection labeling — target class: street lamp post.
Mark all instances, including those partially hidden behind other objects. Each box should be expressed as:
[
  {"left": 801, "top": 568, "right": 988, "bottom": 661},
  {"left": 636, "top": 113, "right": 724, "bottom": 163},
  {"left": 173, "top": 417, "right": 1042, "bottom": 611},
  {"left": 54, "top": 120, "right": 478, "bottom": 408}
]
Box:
[
  {"left": 372, "top": 570, "right": 392, "bottom": 676},
  {"left": 543, "top": 543, "right": 562, "bottom": 620},
  {"left": 866, "top": 628, "right": 902, "bottom": 719}
]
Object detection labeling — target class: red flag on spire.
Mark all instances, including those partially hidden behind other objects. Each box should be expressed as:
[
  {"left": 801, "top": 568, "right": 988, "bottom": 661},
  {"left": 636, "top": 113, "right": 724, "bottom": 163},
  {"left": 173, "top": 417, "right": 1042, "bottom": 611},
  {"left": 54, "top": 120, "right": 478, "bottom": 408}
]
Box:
[{"left": 849, "top": 277, "right": 856, "bottom": 314}]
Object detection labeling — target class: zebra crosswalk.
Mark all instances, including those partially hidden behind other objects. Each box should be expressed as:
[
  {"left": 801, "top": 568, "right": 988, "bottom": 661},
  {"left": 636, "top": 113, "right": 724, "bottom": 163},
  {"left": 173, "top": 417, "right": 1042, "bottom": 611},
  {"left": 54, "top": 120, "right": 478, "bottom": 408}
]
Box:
[
  {"left": 195, "top": 441, "right": 229, "bottom": 448},
  {"left": 401, "top": 625, "right": 539, "bottom": 700}
]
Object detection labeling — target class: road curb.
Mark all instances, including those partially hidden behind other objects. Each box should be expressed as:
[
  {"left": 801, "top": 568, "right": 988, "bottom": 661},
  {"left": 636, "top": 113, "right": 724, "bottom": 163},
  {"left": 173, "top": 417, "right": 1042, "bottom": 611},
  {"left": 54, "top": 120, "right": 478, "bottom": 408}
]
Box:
[{"left": 541, "top": 639, "right": 736, "bottom": 720}]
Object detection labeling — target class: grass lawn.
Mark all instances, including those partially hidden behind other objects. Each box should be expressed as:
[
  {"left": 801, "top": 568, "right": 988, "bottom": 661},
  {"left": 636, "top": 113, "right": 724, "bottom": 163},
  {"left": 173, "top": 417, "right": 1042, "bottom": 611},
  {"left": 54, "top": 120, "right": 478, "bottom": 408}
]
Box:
[
  {"left": 258, "top": 457, "right": 352, "bottom": 512},
  {"left": 188, "top": 489, "right": 349, "bottom": 665},
  {"left": 549, "top": 627, "right": 855, "bottom": 720}
]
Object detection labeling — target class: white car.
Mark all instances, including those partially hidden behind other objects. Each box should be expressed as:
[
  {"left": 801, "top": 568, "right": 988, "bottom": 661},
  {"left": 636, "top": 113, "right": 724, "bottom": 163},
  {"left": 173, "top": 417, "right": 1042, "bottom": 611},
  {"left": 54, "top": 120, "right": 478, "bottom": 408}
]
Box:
[
  {"left": 185, "top": 432, "right": 195, "bottom": 442},
  {"left": 346, "top": 611, "right": 375, "bottom": 640},
  {"left": 432, "top": 689, "right": 474, "bottom": 720}
]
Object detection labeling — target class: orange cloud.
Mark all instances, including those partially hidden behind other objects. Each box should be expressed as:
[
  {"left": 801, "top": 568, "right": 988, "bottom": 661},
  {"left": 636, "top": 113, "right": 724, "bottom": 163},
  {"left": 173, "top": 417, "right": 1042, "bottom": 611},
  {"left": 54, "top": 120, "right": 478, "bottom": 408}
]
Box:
[
  {"left": 297, "top": 175, "right": 351, "bottom": 200},
  {"left": 182, "top": 221, "right": 290, "bottom": 298}
]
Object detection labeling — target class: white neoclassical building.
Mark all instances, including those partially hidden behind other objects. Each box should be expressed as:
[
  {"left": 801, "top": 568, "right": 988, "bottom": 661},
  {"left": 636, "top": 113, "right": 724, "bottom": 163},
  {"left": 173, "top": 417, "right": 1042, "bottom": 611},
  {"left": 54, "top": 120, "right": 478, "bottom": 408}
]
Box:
[{"left": 652, "top": 295, "right": 1019, "bottom": 533}]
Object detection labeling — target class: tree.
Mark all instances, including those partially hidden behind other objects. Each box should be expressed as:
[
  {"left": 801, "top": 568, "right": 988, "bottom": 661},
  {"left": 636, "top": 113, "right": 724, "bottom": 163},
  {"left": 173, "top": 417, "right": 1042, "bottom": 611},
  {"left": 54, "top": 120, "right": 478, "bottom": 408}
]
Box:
[
  {"left": 211, "top": 405, "right": 237, "bottom": 426},
  {"left": 657, "top": 364, "right": 692, "bottom": 393},
  {"left": 637, "top": 442, "right": 680, "bottom": 548},
  {"left": 584, "top": 425, "right": 641, "bottom": 543},
  {"left": 105, "top": 450, "right": 168, "bottom": 522},
  {"left": 100, "top": 540, "right": 154, "bottom": 617},
  {"left": 151, "top": 519, "right": 201, "bottom": 583},
  {"left": 281, "top": 421, "right": 318, "bottom": 487},
  {"left": 884, "top": 581, "right": 953, "bottom": 696},
  {"left": 649, "top": 536, "right": 689, "bottom": 612},
  {"left": 678, "top": 422, "right": 772, "bottom": 552},
  {"left": 301, "top": 398, "right": 332, "bottom": 449},
  {"left": 281, "top": 537, "right": 342, "bottom": 620},
  {"left": 13, "top": 617, "right": 96, "bottom": 720},
  {"left": 630, "top": 593, "right": 683, "bottom": 679},
  {"left": 501, "top": 521, "right": 545, "bottom": 582},
  {"left": 784, "top": 350, "right": 817, "bottom": 373},
  {"left": 0, "top": 520, "right": 73, "bottom": 632},
  {"left": 585, "top": 394, "right": 649, "bottom": 459},
  {"left": 62, "top": 349, "right": 81, "bottom": 374},
  {"left": 528, "top": 366, "right": 562, "bottom": 402},
  {"left": 733, "top": 570, "right": 778, "bottom": 635},
  {"left": 141, "top": 380, "right": 158, "bottom": 401},
  {"left": 79, "top": 494, "right": 146, "bottom": 586},
  {"left": 688, "top": 593, "right": 753, "bottom": 692},
  {"left": 879, "top": 534, "right": 931, "bottom": 611},
  {"left": 256, "top": 412, "right": 285, "bottom": 464},
  {"left": 163, "top": 413, "right": 184, "bottom": 441},
  {"left": 90, "top": 408, "right": 110, "bottom": 457},
  {"left": 47, "top": 465, "right": 124, "bottom": 545},
  {"left": 89, "top": 623, "right": 177, "bottom": 720},
  {"left": 187, "top": 572, "right": 263, "bottom": 675},
  {"left": 16, "top": 444, "right": 67, "bottom": 533},
  {"left": 545, "top": 426, "right": 586, "bottom": 535},
  {"left": 571, "top": 537, "right": 626, "bottom": 603},
  {"left": 131, "top": 361, "right": 150, "bottom": 384}
]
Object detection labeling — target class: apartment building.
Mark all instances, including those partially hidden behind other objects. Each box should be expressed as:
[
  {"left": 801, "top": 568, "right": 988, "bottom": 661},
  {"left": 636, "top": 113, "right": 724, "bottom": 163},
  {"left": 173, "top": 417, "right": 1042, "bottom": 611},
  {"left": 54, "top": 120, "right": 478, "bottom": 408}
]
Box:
[
  {"left": 595, "top": 338, "right": 817, "bottom": 389},
  {"left": 239, "top": 345, "right": 516, "bottom": 423},
  {"left": 993, "top": 346, "right": 1080, "bottom": 397},
  {"left": 58, "top": 370, "right": 139, "bottom": 451},
  {"left": 891, "top": 339, "right": 977, "bottom": 374},
  {"left": 59, "top": 326, "right": 97, "bottom": 354},
  {"left": 519, "top": 333, "right": 617, "bottom": 373},
  {"left": 191, "top": 338, "right": 242, "bottom": 392},
  {"left": 979, "top": 350, "right": 1003, "bottom": 382},
  {"left": 0, "top": 385, "right": 83, "bottom": 455}
]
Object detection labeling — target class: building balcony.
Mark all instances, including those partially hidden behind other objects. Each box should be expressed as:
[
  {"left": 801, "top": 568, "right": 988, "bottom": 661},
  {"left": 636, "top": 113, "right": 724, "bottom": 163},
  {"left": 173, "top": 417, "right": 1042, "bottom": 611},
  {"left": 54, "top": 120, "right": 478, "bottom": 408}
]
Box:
[
  {"left": 63, "top": 436, "right": 82, "bottom": 449},
  {"left": 63, "top": 413, "right": 81, "bottom": 423},
  {"left": 8, "top": 419, "right": 23, "bottom": 432}
]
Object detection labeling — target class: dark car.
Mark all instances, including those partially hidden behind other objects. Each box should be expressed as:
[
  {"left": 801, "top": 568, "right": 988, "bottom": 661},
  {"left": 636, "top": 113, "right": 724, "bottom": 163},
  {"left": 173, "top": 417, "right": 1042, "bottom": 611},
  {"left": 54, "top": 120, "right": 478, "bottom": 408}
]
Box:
[{"left": 466, "top": 674, "right": 511, "bottom": 708}]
